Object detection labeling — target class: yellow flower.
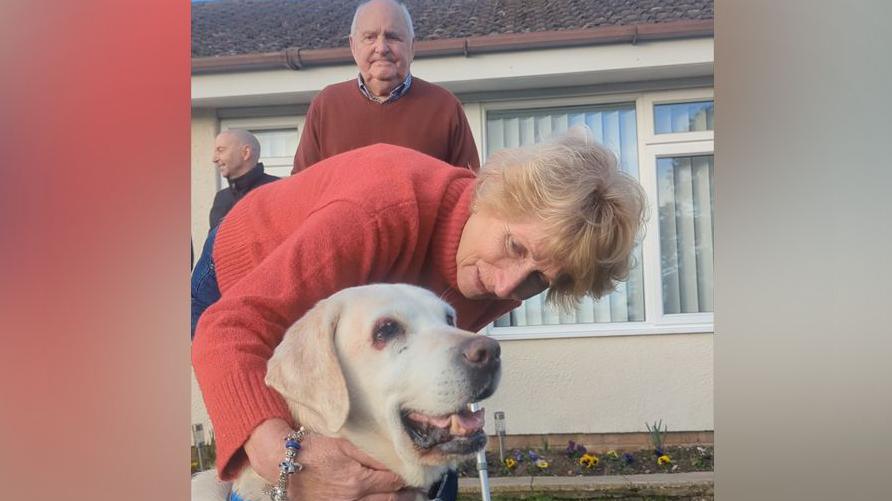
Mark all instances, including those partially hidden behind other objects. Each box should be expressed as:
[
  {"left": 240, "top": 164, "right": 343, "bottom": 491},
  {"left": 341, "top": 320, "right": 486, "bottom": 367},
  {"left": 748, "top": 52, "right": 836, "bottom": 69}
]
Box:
[
  {"left": 535, "top": 459, "right": 549, "bottom": 469},
  {"left": 606, "top": 450, "right": 619, "bottom": 459},
  {"left": 504, "top": 457, "right": 517, "bottom": 470},
  {"left": 579, "top": 453, "right": 599, "bottom": 468},
  {"left": 657, "top": 454, "right": 672, "bottom": 465}
]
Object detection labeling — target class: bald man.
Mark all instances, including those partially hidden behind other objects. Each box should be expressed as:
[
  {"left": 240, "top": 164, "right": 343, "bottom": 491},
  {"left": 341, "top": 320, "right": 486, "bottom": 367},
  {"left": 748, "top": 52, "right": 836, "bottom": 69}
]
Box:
[
  {"left": 193, "top": 130, "right": 279, "bottom": 337},
  {"left": 209, "top": 129, "right": 279, "bottom": 229}
]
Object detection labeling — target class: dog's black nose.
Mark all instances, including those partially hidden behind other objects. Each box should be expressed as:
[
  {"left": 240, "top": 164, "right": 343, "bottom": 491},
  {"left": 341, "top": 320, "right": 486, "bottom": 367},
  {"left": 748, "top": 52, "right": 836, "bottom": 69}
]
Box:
[
  {"left": 459, "top": 336, "right": 501, "bottom": 400},
  {"left": 461, "top": 336, "right": 501, "bottom": 368}
]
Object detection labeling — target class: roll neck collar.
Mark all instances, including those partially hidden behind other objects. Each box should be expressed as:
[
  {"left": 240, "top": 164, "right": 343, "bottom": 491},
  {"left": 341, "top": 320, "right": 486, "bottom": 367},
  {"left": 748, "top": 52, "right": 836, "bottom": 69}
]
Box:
[
  {"left": 429, "top": 176, "right": 475, "bottom": 290},
  {"left": 427, "top": 174, "right": 522, "bottom": 328},
  {"left": 227, "top": 162, "right": 265, "bottom": 197}
]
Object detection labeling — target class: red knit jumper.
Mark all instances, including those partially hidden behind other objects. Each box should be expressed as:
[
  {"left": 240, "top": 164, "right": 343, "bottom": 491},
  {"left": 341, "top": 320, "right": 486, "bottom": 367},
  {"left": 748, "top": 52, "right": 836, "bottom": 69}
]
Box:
[
  {"left": 292, "top": 77, "right": 480, "bottom": 173},
  {"left": 193, "top": 144, "right": 518, "bottom": 479}
]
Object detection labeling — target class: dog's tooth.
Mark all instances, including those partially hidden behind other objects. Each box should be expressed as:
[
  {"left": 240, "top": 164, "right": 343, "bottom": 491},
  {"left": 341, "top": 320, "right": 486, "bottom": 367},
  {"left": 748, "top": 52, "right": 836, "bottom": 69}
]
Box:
[
  {"left": 448, "top": 408, "right": 485, "bottom": 436},
  {"left": 449, "top": 414, "right": 462, "bottom": 435}
]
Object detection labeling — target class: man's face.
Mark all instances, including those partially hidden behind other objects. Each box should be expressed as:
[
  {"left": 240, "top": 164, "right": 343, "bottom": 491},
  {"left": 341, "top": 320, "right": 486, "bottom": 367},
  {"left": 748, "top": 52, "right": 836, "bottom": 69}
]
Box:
[
  {"left": 455, "top": 209, "right": 560, "bottom": 301},
  {"left": 349, "top": 0, "right": 414, "bottom": 97},
  {"left": 212, "top": 133, "right": 249, "bottom": 179}
]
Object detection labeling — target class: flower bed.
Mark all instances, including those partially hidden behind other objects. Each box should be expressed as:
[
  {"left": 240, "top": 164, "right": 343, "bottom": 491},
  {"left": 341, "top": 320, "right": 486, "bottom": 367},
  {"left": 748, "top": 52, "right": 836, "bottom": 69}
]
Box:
[
  {"left": 191, "top": 438, "right": 713, "bottom": 478},
  {"left": 455, "top": 444, "right": 713, "bottom": 478}
]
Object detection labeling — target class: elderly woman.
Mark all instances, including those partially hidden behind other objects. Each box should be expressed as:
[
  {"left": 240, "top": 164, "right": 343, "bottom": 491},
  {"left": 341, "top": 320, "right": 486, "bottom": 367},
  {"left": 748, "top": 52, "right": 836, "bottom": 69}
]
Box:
[{"left": 192, "top": 130, "right": 646, "bottom": 500}]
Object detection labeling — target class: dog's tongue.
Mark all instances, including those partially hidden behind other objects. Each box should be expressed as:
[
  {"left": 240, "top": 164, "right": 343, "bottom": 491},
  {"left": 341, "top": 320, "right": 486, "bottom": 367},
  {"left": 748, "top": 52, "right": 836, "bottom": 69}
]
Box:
[
  {"left": 409, "top": 407, "right": 485, "bottom": 437},
  {"left": 449, "top": 407, "right": 485, "bottom": 436}
]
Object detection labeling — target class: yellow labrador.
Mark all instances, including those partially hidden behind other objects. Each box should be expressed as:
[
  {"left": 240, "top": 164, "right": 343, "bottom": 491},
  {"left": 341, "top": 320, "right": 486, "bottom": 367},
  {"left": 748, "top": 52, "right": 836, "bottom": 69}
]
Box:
[{"left": 233, "top": 284, "right": 502, "bottom": 500}]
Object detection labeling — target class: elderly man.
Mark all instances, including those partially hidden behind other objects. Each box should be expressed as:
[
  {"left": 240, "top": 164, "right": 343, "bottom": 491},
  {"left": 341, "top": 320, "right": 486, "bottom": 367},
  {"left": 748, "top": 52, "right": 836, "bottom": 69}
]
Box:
[
  {"left": 209, "top": 129, "right": 279, "bottom": 230},
  {"left": 292, "top": 0, "right": 480, "bottom": 174}
]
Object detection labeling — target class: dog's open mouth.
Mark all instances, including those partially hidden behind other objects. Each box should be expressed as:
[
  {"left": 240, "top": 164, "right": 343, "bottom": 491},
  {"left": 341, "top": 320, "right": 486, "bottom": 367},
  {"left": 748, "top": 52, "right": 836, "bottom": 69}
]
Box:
[{"left": 400, "top": 407, "right": 487, "bottom": 455}]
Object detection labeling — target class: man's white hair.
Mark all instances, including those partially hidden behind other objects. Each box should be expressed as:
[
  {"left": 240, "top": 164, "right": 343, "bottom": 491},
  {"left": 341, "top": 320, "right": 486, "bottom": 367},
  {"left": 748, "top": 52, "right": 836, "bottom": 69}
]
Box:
[{"left": 350, "top": 0, "right": 415, "bottom": 40}]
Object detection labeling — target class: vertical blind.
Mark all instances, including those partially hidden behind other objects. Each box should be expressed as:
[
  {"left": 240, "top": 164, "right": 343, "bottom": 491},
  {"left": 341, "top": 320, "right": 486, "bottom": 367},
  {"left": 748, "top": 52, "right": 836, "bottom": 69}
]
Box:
[
  {"left": 657, "top": 155, "right": 714, "bottom": 314},
  {"left": 653, "top": 101, "right": 714, "bottom": 134},
  {"left": 486, "top": 104, "right": 644, "bottom": 327},
  {"left": 251, "top": 128, "right": 299, "bottom": 178}
]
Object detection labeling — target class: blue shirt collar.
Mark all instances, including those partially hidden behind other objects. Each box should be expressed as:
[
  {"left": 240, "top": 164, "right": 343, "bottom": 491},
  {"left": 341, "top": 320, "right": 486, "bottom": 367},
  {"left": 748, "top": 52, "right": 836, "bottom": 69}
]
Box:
[{"left": 357, "top": 73, "right": 413, "bottom": 104}]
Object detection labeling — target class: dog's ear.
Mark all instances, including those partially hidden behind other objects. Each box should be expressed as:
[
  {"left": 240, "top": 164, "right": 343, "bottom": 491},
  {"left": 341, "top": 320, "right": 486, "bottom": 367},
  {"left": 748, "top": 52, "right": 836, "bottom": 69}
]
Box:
[{"left": 266, "top": 296, "right": 349, "bottom": 435}]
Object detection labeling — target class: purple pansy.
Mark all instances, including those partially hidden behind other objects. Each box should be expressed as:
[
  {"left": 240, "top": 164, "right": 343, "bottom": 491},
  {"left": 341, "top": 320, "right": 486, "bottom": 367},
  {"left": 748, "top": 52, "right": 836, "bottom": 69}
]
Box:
[
  {"left": 566, "top": 441, "right": 577, "bottom": 456},
  {"left": 565, "top": 440, "right": 587, "bottom": 457}
]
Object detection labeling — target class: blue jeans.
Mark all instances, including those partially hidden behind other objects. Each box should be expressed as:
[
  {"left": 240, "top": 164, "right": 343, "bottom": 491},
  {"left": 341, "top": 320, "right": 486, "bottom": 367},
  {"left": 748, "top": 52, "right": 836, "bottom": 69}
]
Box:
[{"left": 191, "top": 225, "right": 221, "bottom": 339}]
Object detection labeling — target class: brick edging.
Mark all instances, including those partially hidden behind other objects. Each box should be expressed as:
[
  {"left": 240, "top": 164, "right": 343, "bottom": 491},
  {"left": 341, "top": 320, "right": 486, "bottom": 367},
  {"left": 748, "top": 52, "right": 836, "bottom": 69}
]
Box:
[
  {"left": 459, "top": 471, "right": 714, "bottom": 498},
  {"left": 488, "top": 431, "right": 714, "bottom": 453}
]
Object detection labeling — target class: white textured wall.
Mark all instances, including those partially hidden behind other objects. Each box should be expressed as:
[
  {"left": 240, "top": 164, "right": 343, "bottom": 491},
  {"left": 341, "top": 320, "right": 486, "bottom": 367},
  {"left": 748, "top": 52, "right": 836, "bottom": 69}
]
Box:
[
  {"left": 481, "top": 333, "right": 714, "bottom": 434},
  {"left": 191, "top": 110, "right": 219, "bottom": 246},
  {"left": 190, "top": 110, "right": 219, "bottom": 442},
  {"left": 191, "top": 371, "right": 211, "bottom": 444}
]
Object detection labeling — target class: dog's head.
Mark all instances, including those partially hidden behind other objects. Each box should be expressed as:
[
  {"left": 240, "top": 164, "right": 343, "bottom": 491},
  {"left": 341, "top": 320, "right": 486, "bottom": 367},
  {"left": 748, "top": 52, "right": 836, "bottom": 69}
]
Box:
[{"left": 266, "top": 284, "right": 501, "bottom": 477}]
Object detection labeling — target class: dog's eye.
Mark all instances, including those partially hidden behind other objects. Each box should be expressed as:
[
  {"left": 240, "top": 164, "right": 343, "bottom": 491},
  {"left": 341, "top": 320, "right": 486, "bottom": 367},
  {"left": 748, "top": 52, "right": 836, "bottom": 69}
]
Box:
[
  {"left": 373, "top": 318, "right": 404, "bottom": 344},
  {"left": 446, "top": 312, "right": 455, "bottom": 326}
]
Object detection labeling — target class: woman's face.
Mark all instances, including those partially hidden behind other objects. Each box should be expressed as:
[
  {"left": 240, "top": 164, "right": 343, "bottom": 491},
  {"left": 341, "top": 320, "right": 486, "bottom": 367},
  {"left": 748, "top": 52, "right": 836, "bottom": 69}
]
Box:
[{"left": 455, "top": 209, "right": 561, "bottom": 301}]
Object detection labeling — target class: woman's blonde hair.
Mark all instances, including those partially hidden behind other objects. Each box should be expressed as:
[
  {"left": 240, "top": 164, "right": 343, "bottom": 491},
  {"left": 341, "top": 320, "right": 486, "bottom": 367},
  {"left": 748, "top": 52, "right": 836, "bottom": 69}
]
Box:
[{"left": 474, "top": 127, "right": 648, "bottom": 308}]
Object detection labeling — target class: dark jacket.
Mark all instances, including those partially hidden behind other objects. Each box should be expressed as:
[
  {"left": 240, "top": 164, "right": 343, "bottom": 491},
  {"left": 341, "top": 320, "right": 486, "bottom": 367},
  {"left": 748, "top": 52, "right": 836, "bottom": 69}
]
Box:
[{"left": 209, "top": 162, "right": 279, "bottom": 230}]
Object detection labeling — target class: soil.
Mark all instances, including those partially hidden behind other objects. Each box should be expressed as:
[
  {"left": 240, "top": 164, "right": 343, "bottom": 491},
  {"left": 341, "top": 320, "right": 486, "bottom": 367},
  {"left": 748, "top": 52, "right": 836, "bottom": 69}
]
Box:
[{"left": 454, "top": 445, "right": 713, "bottom": 478}]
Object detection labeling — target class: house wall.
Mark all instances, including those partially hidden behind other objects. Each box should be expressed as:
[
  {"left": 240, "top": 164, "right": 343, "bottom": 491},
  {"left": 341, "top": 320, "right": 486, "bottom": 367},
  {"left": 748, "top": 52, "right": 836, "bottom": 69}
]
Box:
[
  {"left": 190, "top": 110, "right": 219, "bottom": 440},
  {"left": 192, "top": 38, "right": 714, "bottom": 108},
  {"left": 191, "top": 110, "right": 219, "bottom": 243},
  {"left": 190, "top": 38, "right": 715, "bottom": 445},
  {"left": 484, "top": 333, "right": 713, "bottom": 435}
]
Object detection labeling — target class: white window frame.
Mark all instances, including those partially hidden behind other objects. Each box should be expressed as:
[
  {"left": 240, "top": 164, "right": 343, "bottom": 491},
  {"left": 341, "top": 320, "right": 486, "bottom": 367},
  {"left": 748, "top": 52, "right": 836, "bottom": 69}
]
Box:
[
  {"left": 480, "top": 88, "right": 715, "bottom": 341},
  {"left": 638, "top": 89, "right": 714, "bottom": 328},
  {"left": 218, "top": 115, "right": 305, "bottom": 189},
  {"left": 639, "top": 89, "right": 715, "bottom": 144}
]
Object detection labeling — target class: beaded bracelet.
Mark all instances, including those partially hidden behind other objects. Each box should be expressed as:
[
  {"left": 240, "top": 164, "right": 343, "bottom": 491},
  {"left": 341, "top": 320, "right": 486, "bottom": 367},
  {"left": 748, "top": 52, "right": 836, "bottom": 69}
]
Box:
[{"left": 263, "top": 426, "right": 307, "bottom": 501}]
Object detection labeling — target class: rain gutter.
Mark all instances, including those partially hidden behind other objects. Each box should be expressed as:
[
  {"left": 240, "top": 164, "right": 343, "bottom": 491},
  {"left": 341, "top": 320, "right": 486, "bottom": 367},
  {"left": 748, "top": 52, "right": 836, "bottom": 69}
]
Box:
[{"left": 192, "top": 19, "right": 713, "bottom": 75}]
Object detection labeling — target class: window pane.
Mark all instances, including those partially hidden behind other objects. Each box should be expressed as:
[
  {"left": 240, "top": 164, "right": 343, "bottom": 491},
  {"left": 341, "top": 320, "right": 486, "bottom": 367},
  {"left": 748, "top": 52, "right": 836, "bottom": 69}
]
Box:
[
  {"left": 252, "top": 128, "right": 299, "bottom": 161},
  {"left": 653, "top": 101, "right": 714, "bottom": 134},
  {"left": 657, "top": 155, "right": 714, "bottom": 314},
  {"left": 486, "top": 103, "right": 643, "bottom": 326}
]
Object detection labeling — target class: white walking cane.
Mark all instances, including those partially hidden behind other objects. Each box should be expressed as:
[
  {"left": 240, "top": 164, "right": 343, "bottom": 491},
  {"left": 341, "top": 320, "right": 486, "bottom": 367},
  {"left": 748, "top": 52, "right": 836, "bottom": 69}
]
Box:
[{"left": 468, "top": 402, "right": 492, "bottom": 501}]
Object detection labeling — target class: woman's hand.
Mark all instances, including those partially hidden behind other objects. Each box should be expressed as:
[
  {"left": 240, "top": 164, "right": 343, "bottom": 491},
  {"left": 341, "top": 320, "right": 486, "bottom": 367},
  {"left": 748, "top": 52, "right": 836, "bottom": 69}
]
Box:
[
  {"left": 244, "top": 418, "right": 422, "bottom": 500},
  {"left": 243, "top": 418, "right": 295, "bottom": 484}
]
